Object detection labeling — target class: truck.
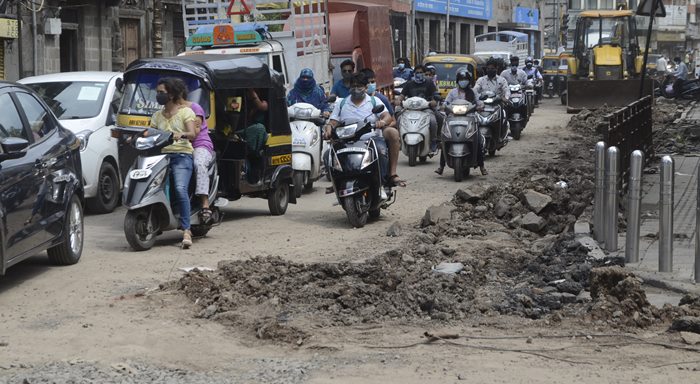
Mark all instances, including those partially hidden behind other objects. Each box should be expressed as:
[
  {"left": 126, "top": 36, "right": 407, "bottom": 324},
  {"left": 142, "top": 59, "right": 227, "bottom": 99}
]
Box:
[
  {"left": 327, "top": 1, "right": 394, "bottom": 92},
  {"left": 473, "top": 31, "right": 530, "bottom": 64},
  {"left": 180, "top": 0, "right": 332, "bottom": 91}
]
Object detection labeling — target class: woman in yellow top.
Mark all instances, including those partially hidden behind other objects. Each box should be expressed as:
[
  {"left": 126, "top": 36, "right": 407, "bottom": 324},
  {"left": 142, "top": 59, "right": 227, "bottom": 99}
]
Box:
[{"left": 150, "top": 78, "right": 198, "bottom": 248}]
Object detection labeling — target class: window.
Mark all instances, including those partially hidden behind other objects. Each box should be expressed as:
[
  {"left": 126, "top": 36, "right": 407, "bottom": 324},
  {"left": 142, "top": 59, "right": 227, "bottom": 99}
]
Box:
[
  {"left": 0, "top": 94, "right": 27, "bottom": 141},
  {"left": 271, "top": 54, "right": 285, "bottom": 84},
  {"left": 15, "top": 92, "right": 56, "bottom": 140}
]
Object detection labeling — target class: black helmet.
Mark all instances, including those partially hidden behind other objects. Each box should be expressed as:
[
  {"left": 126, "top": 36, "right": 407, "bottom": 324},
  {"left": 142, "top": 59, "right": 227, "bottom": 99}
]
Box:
[{"left": 456, "top": 69, "right": 471, "bottom": 83}]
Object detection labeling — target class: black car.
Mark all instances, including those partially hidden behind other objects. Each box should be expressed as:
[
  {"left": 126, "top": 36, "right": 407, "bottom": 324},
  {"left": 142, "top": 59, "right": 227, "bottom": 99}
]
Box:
[{"left": 0, "top": 82, "right": 84, "bottom": 275}]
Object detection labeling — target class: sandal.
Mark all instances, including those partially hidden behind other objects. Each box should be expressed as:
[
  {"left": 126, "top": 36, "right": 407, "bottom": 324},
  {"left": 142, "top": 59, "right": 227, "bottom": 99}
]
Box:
[
  {"left": 388, "top": 175, "right": 407, "bottom": 187},
  {"left": 201, "top": 208, "right": 212, "bottom": 223},
  {"left": 434, "top": 167, "right": 444, "bottom": 175}
]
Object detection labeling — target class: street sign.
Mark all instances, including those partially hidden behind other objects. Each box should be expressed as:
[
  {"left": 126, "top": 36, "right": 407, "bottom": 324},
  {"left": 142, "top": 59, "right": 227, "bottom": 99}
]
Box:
[{"left": 636, "top": 0, "right": 667, "bottom": 17}]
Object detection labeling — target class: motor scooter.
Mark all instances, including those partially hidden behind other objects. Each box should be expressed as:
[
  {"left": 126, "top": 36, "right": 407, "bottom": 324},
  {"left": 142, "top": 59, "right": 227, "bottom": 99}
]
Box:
[
  {"left": 328, "top": 104, "right": 396, "bottom": 228},
  {"left": 657, "top": 74, "right": 700, "bottom": 100},
  {"left": 397, "top": 96, "right": 434, "bottom": 166},
  {"left": 525, "top": 78, "right": 536, "bottom": 116},
  {"left": 506, "top": 84, "right": 529, "bottom": 140},
  {"left": 477, "top": 92, "right": 509, "bottom": 157},
  {"left": 288, "top": 102, "right": 324, "bottom": 198},
  {"left": 117, "top": 127, "right": 223, "bottom": 251},
  {"left": 441, "top": 100, "right": 483, "bottom": 182}
]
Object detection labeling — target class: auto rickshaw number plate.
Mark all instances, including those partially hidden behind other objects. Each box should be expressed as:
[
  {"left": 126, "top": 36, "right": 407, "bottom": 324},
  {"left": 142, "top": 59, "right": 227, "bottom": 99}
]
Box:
[{"left": 271, "top": 154, "right": 292, "bottom": 165}]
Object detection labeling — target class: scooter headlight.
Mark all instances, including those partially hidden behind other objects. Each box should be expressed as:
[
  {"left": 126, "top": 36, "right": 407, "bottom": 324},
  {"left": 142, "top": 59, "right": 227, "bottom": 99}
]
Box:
[
  {"left": 135, "top": 134, "right": 161, "bottom": 150},
  {"left": 511, "top": 97, "right": 521, "bottom": 103},
  {"left": 335, "top": 124, "right": 358, "bottom": 139},
  {"left": 451, "top": 105, "right": 468, "bottom": 115},
  {"left": 145, "top": 168, "right": 167, "bottom": 198}
]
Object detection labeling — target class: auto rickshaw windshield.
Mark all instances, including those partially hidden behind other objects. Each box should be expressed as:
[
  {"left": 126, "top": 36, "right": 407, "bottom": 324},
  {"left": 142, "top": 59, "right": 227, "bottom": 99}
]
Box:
[
  {"left": 431, "top": 63, "right": 475, "bottom": 88},
  {"left": 119, "top": 71, "right": 210, "bottom": 117},
  {"left": 542, "top": 58, "right": 559, "bottom": 70}
]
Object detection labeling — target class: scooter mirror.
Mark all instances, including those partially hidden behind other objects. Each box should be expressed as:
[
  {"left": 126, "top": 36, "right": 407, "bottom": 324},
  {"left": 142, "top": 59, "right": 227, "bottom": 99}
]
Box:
[{"left": 371, "top": 104, "right": 385, "bottom": 114}]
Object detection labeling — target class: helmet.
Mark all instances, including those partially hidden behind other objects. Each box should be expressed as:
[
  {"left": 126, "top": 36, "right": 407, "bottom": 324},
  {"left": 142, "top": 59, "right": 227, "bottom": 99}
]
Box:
[
  {"left": 456, "top": 69, "right": 471, "bottom": 83},
  {"left": 525, "top": 56, "right": 534, "bottom": 65}
]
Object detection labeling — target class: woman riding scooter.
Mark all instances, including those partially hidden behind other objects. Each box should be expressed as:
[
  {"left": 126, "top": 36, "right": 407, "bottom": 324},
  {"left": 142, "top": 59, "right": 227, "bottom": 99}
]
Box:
[{"left": 436, "top": 70, "right": 487, "bottom": 176}]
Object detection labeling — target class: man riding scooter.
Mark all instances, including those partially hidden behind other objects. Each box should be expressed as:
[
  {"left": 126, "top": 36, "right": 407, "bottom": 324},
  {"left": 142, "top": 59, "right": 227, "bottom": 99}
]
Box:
[
  {"left": 501, "top": 56, "right": 527, "bottom": 86},
  {"left": 394, "top": 64, "right": 443, "bottom": 154},
  {"left": 523, "top": 57, "right": 543, "bottom": 103}
]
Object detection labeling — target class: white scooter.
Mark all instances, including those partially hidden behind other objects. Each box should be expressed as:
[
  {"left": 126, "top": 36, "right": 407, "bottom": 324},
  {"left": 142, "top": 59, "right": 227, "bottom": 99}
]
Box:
[
  {"left": 288, "top": 102, "right": 324, "bottom": 198},
  {"left": 397, "top": 96, "right": 434, "bottom": 166}
]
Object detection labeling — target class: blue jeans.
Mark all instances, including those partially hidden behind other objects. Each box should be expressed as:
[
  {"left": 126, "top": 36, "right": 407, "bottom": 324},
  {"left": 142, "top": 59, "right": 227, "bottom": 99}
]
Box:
[{"left": 169, "top": 153, "right": 193, "bottom": 230}]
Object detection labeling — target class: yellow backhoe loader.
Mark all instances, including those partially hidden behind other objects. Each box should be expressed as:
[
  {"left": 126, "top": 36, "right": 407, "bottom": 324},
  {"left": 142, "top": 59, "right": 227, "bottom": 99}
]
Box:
[{"left": 567, "top": 9, "right": 653, "bottom": 111}]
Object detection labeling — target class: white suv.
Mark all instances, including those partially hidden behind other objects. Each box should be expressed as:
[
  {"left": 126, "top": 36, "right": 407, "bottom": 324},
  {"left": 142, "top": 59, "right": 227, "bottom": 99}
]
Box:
[{"left": 19, "top": 72, "right": 123, "bottom": 213}]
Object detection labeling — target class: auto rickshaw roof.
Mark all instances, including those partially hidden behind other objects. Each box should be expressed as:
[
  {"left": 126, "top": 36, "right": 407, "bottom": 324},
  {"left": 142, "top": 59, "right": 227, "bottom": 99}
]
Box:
[
  {"left": 124, "top": 55, "right": 282, "bottom": 89},
  {"left": 579, "top": 10, "right": 634, "bottom": 18}
]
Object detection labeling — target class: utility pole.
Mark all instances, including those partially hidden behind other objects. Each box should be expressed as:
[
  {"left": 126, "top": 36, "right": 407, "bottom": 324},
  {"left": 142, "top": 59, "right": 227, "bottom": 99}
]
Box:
[
  {"left": 410, "top": 0, "right": 416, "bottom": 63},
  {"left": 445, "top": 0, "right": 451, "bottom": 53},
  {"left": 552, "top": 0, "right": 557, "bottom": 50}
]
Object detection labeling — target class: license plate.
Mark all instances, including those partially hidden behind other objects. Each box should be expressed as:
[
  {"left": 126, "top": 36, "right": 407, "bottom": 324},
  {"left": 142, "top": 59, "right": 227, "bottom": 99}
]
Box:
[
  {"left": 292, "top": 138, "right": 306, "bottom": 146},
  {"left": 130, "top": 169, "right": 152, "bottom": 180}
]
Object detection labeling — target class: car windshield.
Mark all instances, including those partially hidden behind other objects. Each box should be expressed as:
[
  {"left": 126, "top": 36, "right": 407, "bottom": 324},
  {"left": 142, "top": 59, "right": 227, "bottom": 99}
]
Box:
[
  {"left": 431, "top": 63, "right": 474, "bottom": 89},
  {"left": 26, "top": 81, "right": 108, "bottom": 119},
  {"left": 119, "top": 71, "right": 209, "bottom": 117}
]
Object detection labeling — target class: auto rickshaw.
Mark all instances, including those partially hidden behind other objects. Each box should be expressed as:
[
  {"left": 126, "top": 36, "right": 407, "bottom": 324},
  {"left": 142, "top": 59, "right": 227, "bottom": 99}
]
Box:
[
  {"left": 541, "top": 55, "right": 561, "bottom": 98},
  {"left": 423, "top": 53, "right": 486, "bottom": 99},
  {"left": 116, "top": 54, "right": 296, "bottom": 216}
]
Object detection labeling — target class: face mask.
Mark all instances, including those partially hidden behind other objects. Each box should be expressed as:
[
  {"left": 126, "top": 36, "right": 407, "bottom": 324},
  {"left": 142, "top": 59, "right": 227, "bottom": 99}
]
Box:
[
  {"left": 526, "top": 63, "right": 533, "bottom": 69},
  {"left": 398, "top": 63, "right": 405, "bottom": 69},
  {"left": 367, "top": 83, "right": 377, "bottom": 94},
  {"left": 458, "top": 80, "right": 469, "bottom": 88},
  {"left": 414, "top": 73, "right": 425, "bottom": 83},
  {"left": 350, "top": 87, "right": 365, "bottom": 100},
  {"left": 486, "top": 69, "right": 497, "bottom": 78},
  {"left": 511, "top": 66, "right": 518, "bottom": 73},
  {"left": 156, "top": 92, "right": 169, "bottom": 105}
]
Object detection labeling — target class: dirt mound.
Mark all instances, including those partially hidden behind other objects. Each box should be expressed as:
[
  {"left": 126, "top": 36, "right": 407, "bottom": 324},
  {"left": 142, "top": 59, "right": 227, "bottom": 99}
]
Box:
[
  {"left": 567, "top": 107, "right": 617, "bottom": 136},
  {"left": 587, "top": 266, "right": 657, "bottom": 327}
]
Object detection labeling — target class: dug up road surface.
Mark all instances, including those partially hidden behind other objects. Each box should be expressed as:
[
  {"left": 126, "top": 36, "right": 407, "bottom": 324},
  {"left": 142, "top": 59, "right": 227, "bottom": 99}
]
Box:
[{"left": 1, "top": 100, "right": 699, "bottom": 383}]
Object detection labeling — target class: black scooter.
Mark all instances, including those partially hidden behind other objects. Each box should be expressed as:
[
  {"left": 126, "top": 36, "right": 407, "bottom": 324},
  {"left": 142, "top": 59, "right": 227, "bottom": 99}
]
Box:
[
  {"left": 441, "top": 100, "right": 482, "bottom": 182},
  {"left": 477, "top": 92, "right": 509, "bottom": 157},
  {"left": 328, "top": 105, "right": 396, "bottom": 228},
  {"left": 506, "top": 84, "right": 529, "bottom": 140}
]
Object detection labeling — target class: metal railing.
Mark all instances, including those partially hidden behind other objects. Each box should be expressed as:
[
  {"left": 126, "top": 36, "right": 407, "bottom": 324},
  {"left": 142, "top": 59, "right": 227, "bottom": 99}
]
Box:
[{"left": 603, "top": 95, "right": 654, "bottom": 191}]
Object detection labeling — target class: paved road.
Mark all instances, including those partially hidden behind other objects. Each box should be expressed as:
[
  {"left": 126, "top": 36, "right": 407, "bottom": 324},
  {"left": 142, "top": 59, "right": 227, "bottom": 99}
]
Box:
[{"left": 0, "top": 99, "right": 574, "bottom": 372}]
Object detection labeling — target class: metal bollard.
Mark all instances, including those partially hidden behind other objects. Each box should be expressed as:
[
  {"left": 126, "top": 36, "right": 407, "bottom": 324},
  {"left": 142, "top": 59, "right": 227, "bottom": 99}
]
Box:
[
  {"left": 594, "top": 141, "right": 606, "bottom": 243},
  {"left": 605, "top": 146, "right": 619, "bottom": 252},
  {"left": 626, "top": 150, "right": 644, "bottom": 263},
  {"left": 659, "top": 155, "right": 674, "bottom": 273},
  {"left": 696, "top": 161, "right": 700, "bottom": 283}
]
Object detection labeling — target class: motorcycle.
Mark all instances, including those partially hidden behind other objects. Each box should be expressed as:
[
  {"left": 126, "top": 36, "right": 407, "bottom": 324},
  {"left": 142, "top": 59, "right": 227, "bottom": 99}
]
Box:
[
  {"left": 118, "top": 127, "right": 223, "bottom": 251},
  {"left": 328, "top": 104, "right": 396, "bottom": 228},
  {"left": 477, "top": 91, "right": 509, "bottom": 157},
  {"left": 441, "top": 100, "right": 483, "bottom": 182},
  {"left": 397, "top": 96, "right": 435, "bottom": 166},
  {"left": 656, "top": 74, "right": 700, "bottom": 100},
  {"left": 288, "top": 102, "right": 324, "bottom": 198},
  {"left": 506, "top": 84, "right": 529, "bottom": 141},
  {"left": 525, "top": 77, "right": 537, "bottom": 116}
]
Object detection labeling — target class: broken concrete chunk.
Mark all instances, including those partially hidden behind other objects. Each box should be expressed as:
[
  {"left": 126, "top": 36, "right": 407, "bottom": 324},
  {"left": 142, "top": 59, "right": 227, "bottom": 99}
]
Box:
[
  {"left": 432, "top": 262, "right": 464, "bottom": 274},
  {"left": 421, "top": 204, "right": 453, "bottom": 227},
  {"left": 671, "top": 316, "right": 700, "bottom": 334},
  {"left": 574, "top": 220, "right": 591, "bottom": 235},
  {"left": 523, "top": 189, "right": 552, "bottom": 214},
  {"left": 386, "top": 221, "right": 402, "bottom": 237},
  {"left": 456, "top": 184, "right": 489, "bottom": 203},
  {"left": 495, "top": 194, "right": 518, "bottom": 218},
  {"left": 680, "top": 331, "right": 700, "bottom": 345},
  {"left": 521, "top": 212, "right": 546, "bottom": 233}
]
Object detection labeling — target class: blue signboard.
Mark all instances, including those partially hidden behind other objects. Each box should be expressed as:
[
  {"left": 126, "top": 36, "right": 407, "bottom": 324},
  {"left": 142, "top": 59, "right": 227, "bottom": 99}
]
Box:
[
  {"left": 513, "top": 7, "right": 539, "bottom": 27},
  {"left": 415, "top": 0, "right": 493, "bottom": 21}
]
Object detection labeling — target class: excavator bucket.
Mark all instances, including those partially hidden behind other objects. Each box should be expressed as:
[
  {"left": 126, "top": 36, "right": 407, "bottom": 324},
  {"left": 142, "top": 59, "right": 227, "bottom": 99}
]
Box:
[{"left": 566, "top": 79, "right": 654, "bottom": 112}]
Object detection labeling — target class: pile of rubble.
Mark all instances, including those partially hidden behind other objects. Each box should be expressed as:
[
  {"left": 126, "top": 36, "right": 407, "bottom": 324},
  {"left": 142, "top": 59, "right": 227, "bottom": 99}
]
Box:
[
  {"left": 653, "top": 98, "right": 699, "bottom": 154},
  {"left": 169, "top": 108, "right": 700, "bottom": 343}
]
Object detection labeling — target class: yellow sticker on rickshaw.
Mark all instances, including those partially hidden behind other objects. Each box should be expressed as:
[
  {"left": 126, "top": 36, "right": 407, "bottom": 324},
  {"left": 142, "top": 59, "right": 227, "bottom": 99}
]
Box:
[{"left": 271, "top": 154, "right": 292, "bottom": 165}]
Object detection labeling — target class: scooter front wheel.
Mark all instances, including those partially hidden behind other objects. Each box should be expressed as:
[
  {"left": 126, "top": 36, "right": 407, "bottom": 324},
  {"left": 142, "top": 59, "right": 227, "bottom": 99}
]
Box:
[
  {"left": 407, "top": 145, "right": 418, "bottom": 167},
  {"left": 124, "top": 207, "right": 158, "bottom": 251},
  {"left": 342, "top": 195, "right": 369, "bottom": 228}
]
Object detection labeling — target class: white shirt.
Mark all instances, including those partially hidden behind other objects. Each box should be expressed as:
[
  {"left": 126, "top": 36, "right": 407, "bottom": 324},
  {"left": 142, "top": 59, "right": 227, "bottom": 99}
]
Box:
[
  {"left": 656, "top": 57, "right": 668, "bottom": 73},
  {"left": 330, "top": 94, "right": 388, "bottom": 139}
]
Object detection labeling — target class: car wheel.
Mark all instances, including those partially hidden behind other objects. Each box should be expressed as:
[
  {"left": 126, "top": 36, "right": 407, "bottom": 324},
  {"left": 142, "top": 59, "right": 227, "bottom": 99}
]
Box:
[
  {"left": 47, "top": 194, "right": 83, "bottom": 265},
  {"left": 87, "top": 161, "right": 119, "bottom": 214}
]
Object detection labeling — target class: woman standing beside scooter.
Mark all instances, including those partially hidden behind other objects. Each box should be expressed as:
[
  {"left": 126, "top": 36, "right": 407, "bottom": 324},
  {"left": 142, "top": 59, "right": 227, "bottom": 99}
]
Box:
[{"left": 150, "top": 78, "right": 198, "bottom": 249}]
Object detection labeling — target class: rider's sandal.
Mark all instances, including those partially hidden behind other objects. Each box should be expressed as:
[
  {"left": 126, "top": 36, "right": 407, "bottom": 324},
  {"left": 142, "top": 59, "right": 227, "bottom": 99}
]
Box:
[
  {"left": 388, "top": 175, "right": 407, "bottom": 187},
  {"left": 201, "top": 208, "right": 212, "bottom": 224},
  {"left": 434, "top": 167, "right": 444, "bottom": 175}
]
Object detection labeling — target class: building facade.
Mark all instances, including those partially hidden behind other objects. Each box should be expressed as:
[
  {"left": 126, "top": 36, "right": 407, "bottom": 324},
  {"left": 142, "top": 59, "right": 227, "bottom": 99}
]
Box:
[{"left": 0, "top": 0, "right": 185, "bottom": 81}]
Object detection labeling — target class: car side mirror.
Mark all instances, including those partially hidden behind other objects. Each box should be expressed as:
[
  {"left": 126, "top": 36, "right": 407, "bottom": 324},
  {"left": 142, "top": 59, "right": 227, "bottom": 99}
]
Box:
[
  {"left": 371, "top": 104, "right": 385, "bottom": 114},
  {"left": 115, "top": 78, "right": 124, "bottom": 93},
  {"left": 0, "top": 137, "right": 29, "bottom": 161}
]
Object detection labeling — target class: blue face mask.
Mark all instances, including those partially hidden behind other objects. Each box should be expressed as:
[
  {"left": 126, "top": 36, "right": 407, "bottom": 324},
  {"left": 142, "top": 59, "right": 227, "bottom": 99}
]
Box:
[
  {"left": 414, "top": 73, "right": 425, "bottom": 83},
  {"left": 367, "top": 83, "right": 377, "bottom": 94},
  {"left": 458, "top": 80, "right": 469, "bottom": 88},
  {"left": 398, "top": 63, "right": 405, "bottom": 69}
]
